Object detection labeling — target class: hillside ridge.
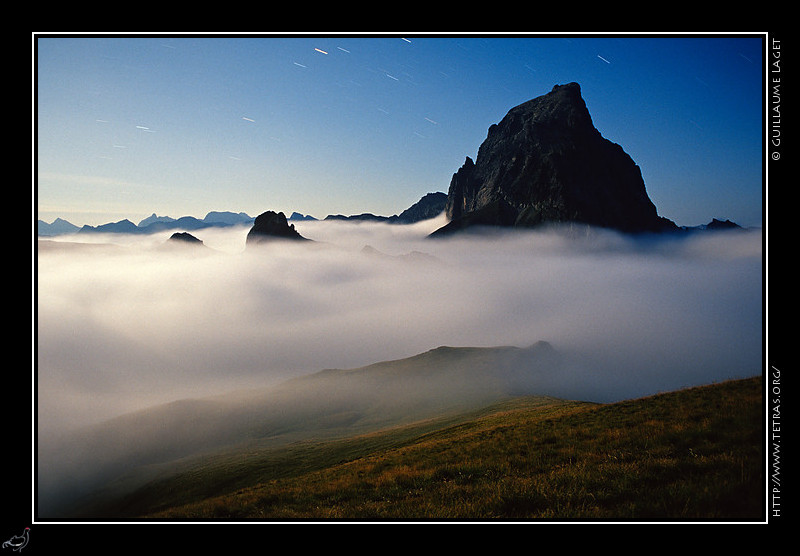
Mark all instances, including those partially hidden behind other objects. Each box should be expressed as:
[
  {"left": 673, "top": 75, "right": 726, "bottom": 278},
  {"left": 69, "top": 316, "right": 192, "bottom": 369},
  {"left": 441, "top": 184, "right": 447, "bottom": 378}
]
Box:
[
  {"left": 38, "top": 342, "right": 561, "bottom": 518},
  {"left": 82, "top": 376, "right": 762, "bottom": 520}
]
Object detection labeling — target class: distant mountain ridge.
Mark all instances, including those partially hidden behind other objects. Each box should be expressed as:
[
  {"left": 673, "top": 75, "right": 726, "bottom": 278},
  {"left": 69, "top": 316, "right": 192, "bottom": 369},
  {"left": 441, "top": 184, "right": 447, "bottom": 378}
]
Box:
[
  {"left": 36, "top": 193, "right": 448, "bottom": 237},
  {"left": 37, "top": 217, "right": 81, "bottom": 236},
  {"left": 324, "top": 192, "right": 448, "bottom": 223},
  {"left": 37, "top": 211, "right": 255, "bottom": 237}
]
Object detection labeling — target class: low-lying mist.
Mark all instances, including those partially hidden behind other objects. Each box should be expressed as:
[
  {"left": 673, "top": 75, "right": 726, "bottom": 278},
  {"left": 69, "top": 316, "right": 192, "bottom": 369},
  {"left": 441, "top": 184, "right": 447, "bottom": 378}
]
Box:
[{"left": 35, "top": 215, "right": 763, "bottom": 515}]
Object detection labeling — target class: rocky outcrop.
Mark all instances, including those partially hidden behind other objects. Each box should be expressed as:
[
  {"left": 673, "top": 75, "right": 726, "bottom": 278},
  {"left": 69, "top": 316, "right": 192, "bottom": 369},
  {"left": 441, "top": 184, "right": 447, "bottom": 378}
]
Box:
[
  {"left": 705, "top": 218, "right": 742, "bottom": 231},
  {"left": 158, "top": 231, "right": 212, "bottom": 254},
  {"left": 392, "top": 192, "right": 447, "bottom": 223},
  {"left": 431, "top": 83, "right": 677, "bottom": 237},
  {"left": 323, "top": 192, "right": 447, "bottom": 224},
  {"left": 168, "top": 231, "right": 204, "bottom": 245},
  {"left": 289, "top": 212, "right": 318, "bottom": 221},
  {"left": 246, "top": 211, "right": 309, "bottom": 246}
]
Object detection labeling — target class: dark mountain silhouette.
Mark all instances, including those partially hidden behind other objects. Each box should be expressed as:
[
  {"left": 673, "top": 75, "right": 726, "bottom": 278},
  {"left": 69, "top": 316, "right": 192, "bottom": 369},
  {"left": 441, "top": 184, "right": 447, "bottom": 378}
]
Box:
[
  {"left": 79, "top": 219, "right": 139, "bottom": 235},
  {"left": 392, "top": 192, "right": 447, "bottom": 223},
  {"left": 128, "top": 216, "right": 210, "bottom": 234},
  {"left": 324, "top": 213, "right": 390, "bottom": 222},
  {"left": 322, "top": 192, "right": 447, "bottom": 224},
  {"left": 289, "top": 212, "right": 318, "bottom": 221},
  {"left": 157, "top": 231, "right": 213, "bottom": 254},
  {"left": 203, "top": 211, "right": 254, "bottom": 226},
  {"left": 138, "top": 213, "right": 176, "bottom": 227},
  {"left": 167, "top": 231, "right": 205, "bottom": 245},
  {"left": 704, "top": 218, "right": 742, "bottom": 231},
  {"left": 57, "top": 211, "right": 254, "bottom": 236},
  {"left": 36, "top": 194, "right": 447, "bottom": 238},
  {"left": 431, "top": 83, "right": 679, "bottom": 237},
  {"left": 246, "top": 210, "right": 309, "bottom": 245},
  {"left": 37, "top": 217, "right": 80, "bottom": 236}
]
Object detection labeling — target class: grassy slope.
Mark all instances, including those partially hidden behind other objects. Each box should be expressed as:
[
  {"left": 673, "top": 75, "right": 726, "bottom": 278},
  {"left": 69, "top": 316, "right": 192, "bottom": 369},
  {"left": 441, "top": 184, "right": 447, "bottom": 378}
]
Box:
[{"left": 123, "top": 376, "right": 762, "bottom": 521}]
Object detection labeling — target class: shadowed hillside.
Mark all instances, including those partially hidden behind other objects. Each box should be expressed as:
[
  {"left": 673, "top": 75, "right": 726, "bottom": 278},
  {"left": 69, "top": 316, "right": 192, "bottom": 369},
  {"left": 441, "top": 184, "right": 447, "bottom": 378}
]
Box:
[
  {"left": 152, "top": 377, "right": 764, "bottom": 520},
  {"left": 51, "top": 376, "right": 762, "bottom": 521},
  {"left": 38, "top": 342, "right": 563, "bottom": 518}
]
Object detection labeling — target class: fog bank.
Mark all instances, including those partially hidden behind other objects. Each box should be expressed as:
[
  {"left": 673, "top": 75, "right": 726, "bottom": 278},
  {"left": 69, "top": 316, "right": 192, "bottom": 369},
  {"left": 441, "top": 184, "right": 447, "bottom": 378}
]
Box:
[{"left": 36, "top": 217, "right": 762, "bottom": 439}]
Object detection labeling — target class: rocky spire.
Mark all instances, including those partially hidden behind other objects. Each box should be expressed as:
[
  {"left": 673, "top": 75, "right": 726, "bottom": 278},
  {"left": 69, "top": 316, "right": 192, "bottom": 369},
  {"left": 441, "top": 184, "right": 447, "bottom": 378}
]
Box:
[
  {"left": 246, "top": 211, "right": 309, "bottom": 246},
  {"left": 432, "top": 83, "right": 677, "bottom": 236}
]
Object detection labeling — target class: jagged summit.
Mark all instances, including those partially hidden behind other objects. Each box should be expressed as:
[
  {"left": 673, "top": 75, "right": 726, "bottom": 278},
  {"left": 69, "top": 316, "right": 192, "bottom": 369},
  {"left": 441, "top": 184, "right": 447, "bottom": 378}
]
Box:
[
  {"left": 431, "top": 83, "right": 678, "bottom": 237},
  {"left": 246, "top": 210, "right": 309, "bottom": 245}
]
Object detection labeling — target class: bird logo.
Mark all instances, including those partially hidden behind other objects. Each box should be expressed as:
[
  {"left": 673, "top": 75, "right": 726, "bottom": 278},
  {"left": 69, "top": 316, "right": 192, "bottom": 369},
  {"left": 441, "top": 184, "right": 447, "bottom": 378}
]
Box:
[{"left": 2, "top": 528, "right": 29, "bottom": 552}]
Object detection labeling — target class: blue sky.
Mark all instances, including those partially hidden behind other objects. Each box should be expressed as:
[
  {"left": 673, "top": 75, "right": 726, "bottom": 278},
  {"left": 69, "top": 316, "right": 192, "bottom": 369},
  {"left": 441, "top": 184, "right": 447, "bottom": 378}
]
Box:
[{"left": 35, "top": 33, "right": 765, "bottom": 228}]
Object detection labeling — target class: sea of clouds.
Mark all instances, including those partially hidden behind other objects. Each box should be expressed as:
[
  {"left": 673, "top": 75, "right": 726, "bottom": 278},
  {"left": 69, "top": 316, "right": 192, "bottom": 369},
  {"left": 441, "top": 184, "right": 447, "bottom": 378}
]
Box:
[{"left": 36, "top": 215, "right": 763, "bottom": 443}]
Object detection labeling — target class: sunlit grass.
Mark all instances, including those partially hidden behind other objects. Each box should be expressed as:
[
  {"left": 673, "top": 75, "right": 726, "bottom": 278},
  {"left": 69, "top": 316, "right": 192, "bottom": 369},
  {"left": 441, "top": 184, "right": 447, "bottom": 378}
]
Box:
[{"left": 137, "top": 377, "right": 763, "bottom": 520}]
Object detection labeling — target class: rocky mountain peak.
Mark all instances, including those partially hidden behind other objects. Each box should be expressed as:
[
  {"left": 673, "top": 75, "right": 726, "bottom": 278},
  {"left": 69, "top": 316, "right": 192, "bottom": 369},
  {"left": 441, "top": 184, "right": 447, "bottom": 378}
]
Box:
[
  {"left": 432, "top": 83, "right": 677, "bottom": 236},
  {"left": 168, "top": 231, "right": 204, "bottom": 245},
  {"left": 501, "top": 82, "right": 595, "bottom": 135},
  {"left": 246, "top": 210, "right": 309, "bottom": 246}
]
